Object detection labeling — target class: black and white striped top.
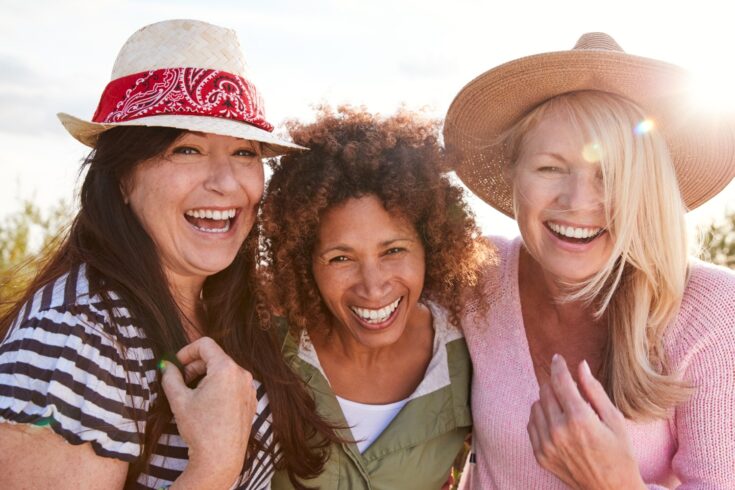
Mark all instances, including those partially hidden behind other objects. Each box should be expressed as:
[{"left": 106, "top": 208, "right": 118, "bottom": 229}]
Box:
[{"left": 0, "top": 264, "right": 278, "bottom": 489}]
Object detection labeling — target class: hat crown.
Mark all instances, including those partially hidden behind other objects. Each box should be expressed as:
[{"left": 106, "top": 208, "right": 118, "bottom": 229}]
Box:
[
  {"left": 573, "top": 32, "right": 624, "bottom": 52},
  {"left": 110, "top": 19, "right": 248, "bottom": 79}
]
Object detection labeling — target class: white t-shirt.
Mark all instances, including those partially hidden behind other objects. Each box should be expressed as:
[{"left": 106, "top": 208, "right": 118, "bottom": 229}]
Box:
[{"left": 336, "top": 395, "right": 409, "bottom": 453}]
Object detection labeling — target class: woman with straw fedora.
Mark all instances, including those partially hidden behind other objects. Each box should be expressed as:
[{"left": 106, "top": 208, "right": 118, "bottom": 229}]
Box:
[
  {"left": 444, "top": 33, "right": 735, "bottom": 488},
  {"left": 0, "top": 19, "right": 337, "bottom": 489}
]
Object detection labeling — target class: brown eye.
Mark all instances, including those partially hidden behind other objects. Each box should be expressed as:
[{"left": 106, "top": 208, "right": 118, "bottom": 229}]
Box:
[
  {"left": 172, "top": 146, "right": 199, "bottom": 155},
  {"left": 234, "top": 149, "right": 258, "bottom": 157}
]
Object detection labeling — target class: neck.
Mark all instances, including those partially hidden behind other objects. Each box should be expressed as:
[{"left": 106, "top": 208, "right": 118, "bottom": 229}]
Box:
[
  {"left": 166, "top": 272, "right": 206, "bottom": 342},
  {"left": 519, "top": 246, "right": 600, "bottom": 331}
]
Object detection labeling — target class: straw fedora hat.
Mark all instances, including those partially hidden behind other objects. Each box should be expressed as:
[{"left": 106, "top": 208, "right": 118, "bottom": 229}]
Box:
[
  {"left": 58, "top": 19, "right": 305, "bottom": 157},
  {"left": 444, "top": 32, "right": 735, "bottom": 217}
]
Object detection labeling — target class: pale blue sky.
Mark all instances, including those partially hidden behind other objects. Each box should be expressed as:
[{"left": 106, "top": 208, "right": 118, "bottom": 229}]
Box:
[{"left": 2, "top": 0, "right": 733, "bottom": 238}]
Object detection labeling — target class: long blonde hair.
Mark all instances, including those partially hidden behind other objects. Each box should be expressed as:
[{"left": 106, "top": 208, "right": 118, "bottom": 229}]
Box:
[{"left": 505, "top": 91, "right": 691, "bottom": 420}]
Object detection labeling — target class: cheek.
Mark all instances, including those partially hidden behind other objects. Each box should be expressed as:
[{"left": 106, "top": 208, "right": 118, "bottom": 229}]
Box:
[
  {"left": 312, "top": 265, "right": 347, "bottom": 309},
  {"left": 238, "top": 165, "right": 265, "bottom": 202}
]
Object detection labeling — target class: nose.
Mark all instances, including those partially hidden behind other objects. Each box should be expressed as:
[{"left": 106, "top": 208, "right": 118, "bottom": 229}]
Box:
[
  {"left": 557, "top": 169, "right": 603, "bottom": 212},
  {"left": 355, "top": 259, "right": 391, "bottom": 300},
  {"left": 203, "top": 152, "right": 239, "bottom": 195}
]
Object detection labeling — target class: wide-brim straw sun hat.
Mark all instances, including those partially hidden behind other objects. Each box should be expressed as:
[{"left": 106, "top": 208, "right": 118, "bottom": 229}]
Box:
[
  {"left": 444, "top": 32, "right": 735, "bottom": 217},
  {"left": 58, "top": 19, "right": 305, "bottom": 157}
]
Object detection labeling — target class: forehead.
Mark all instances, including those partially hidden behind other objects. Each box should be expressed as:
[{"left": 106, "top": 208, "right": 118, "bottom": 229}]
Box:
[
  {"left": 174, "top": 131, "right": 260, "bottom": 149},
  {"left": 317, "top": 196, "right": 417, "bottom": 244},
  {"left": 520, "top": 109, "right": 589, "bottom": 158}
]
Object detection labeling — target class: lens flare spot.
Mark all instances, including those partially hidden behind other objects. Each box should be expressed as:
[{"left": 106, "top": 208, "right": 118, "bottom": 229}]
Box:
[
  {"left": 33, "top": 416, "right": 54, "bottom": 427},
  {"left": 635, "top": 119, "right": 654, "bottom": 135},
  {"left": 582, "top": 143, "right": 602, "bottom": 163}
]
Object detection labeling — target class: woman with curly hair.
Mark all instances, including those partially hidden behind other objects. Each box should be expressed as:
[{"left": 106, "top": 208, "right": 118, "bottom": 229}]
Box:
[{"left": 260, "top": 107, "right": 490, "bottom": 489}]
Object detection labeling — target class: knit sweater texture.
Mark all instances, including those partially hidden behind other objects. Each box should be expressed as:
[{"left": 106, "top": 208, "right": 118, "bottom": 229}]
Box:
[{"left": 460, "top": 236, "right": 735, "bottom": 489}]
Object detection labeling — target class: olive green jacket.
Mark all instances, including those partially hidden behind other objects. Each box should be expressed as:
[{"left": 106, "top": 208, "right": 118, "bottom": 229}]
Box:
[{"left": 271, "top": 304, "right": 472, "bottom": 490}]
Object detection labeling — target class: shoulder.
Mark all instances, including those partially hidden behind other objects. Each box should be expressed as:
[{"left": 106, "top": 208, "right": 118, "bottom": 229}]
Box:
[
  {"left": 0, "top": 265, "right": 156, "bottom": 461},
  {"left": 476, "top": 234, "right": 520, "bottom": 295},
  {"left": 459, "top": 235, "right": 521, "bottom": 340},
  {"left": 427, "top": 302, "right": 464, "bottom": 345},
  {"left": 684, "top": 259, "right": 735, "bottom": 305},
  {"left": 674, "top": 259, "right": 735, "bottom": 331},
  {"left": 665, "top": 259, "right": 735, "bottom": 369}
]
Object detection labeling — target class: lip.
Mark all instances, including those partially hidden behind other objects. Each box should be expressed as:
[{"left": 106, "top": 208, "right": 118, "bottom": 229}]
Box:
[
  {"left": 543, "top": 221, "right": 607, "bottom": 253},
  {"left": 349, "top": 297, "right": 403, "bottom": 331}
]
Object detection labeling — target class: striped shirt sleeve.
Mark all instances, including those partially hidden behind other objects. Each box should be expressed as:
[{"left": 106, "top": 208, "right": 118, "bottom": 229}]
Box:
[{"left": 0, "top": 290, "right": 153, "bottom": 462}]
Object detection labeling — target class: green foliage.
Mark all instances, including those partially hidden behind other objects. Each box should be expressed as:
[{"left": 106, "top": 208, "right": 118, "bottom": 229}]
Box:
[
  {"left": 699, "top": 207, "right": 735, "bottom": 269},
  {"left": 0, "top": 199, "right": 71, "bottom": 302}
]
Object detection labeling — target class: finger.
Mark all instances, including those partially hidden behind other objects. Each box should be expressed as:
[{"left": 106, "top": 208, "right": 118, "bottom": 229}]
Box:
[
  {"left": 160, "top": 361, "right": 188, "bottom": 411},
  {"left": 183, "top": 359, "right": 207, "bottom": 383},
  {"left": 578, "top": 360, "right": 624, "bottom": 430},
  {"left": 176, "top": 336, "right": 226, "bottom": 366},
  {"left": 527, "top": 418, "right": 541, "bottom": 455},
  {"left": 530, "top": 400, "right": 551, "bottom": 448},
  {"left": 539, "top": 382, "right": 565, "bottom": 427},
  {"left": 549, "top": 354, "right": 594, "bottom": 417}
]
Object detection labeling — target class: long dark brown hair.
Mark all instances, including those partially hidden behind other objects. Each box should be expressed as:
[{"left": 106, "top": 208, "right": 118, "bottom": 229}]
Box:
[{"left": 0, "top": 126, "right": 336, "bottom": 487}]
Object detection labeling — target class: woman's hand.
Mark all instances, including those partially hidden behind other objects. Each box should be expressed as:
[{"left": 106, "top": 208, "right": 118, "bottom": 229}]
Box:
[
  {"left": 162, "top": 337, "right": 258, "bottom": 489},
  {"left": 526, "top": 354, "right": 646, "bottom": 490}
]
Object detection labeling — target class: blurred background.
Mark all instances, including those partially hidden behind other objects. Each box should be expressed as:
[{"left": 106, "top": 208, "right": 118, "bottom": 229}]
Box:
[{"left": 1, "top": 0, "right": 734, "bottom": 281}]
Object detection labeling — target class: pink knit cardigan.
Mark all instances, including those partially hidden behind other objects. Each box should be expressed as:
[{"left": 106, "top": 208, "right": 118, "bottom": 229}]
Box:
[{"left": 460, "top": 236, "right": 735, "bottom": 489}]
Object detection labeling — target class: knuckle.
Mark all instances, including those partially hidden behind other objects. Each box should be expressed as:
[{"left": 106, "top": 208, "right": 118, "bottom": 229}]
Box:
[
  {"left": 540, "top": 439, "right": 556, "bottom": 458},
  {"left": 548, "top": 424, "right": 565, "bottom": 446},
  {"left": 199, "top": 336, "right": 217, "bottom": 349},
  {"left": 566, "top": 414, "right": 591, "bottom": 437}
]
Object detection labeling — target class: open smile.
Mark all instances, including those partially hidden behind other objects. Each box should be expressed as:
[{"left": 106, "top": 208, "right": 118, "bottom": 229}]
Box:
[
  {"left": 184, "top": 207, "right": 240, "bottom": 234},
  {"left": 349, "top": 297, "right": 403, "bottom": 328},
  {"left": 545, "top": 221, "right": 606, "bottom": 244}
]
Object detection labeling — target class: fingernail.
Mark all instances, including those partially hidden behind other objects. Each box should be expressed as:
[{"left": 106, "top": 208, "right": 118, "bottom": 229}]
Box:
[
  {"left": 549, "top": 353, "right": 560, "bottom": 373},
  {"left": 582, "top": 360, "right": 592, "bottom": 377},
  {"left": 158, "top": 360, "right": 169, "bottom": 373}
]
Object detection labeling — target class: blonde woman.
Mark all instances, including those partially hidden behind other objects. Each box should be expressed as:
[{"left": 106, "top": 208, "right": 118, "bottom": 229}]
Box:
[{"left": 444, "top": 33, "right": 735, "bottom": 488}]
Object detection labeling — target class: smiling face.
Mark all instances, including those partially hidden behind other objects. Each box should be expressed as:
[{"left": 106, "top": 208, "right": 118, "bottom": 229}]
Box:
[
  {"left": 125, "top": 131, "right": 264, "bottom": 291},
  {"left": 512, "top": 108, "right": 614, "bottom": 284},
  {"left": 311, "top": 195, "right": 426, "bottom": 350}
]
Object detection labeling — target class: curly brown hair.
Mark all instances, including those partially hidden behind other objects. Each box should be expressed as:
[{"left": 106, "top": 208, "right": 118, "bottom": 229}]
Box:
[{"left": 259, "top": 106, "right": 490, "bottom": 332}]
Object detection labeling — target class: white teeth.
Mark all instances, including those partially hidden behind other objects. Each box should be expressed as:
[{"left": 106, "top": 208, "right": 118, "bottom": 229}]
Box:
[
  {"left": 192, "top": 220, "right": 231, "bottom": 233},
  {"left": 350, "top": 298, "right": 401, "bottom": 324},
  {"left": 547, "top": 222, "right": 602, "bottom": 239},
  {"left": 185, "top": 208, "right": 237, "bottom": 220}
]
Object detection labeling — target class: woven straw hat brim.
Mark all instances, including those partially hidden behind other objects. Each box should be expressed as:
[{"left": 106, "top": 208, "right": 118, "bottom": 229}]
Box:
[
  {"left": 444, "top": 49, "right": 735, "bottom": 217},
  {"left": 57, "top": 112, "right": 306, "bottom": 158}
]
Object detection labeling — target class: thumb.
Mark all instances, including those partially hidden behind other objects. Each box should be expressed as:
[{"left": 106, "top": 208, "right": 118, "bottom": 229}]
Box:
[
  {"left": 160, "top": 360, "right": 188, "bottom": 412},
  {"left": 578, "top": 360, "right": 625, "bottom": 431}
]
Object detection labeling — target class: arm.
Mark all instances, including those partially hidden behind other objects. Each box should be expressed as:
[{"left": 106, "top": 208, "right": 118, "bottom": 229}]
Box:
[
  {"left": 666, "top": 321, "right": 735, "bottom": 488},
  {"left": 0, "top": 424, "right": 128, "bottom": 489},
  {"left": 0, "top": 337, "right": 256, "bottom": 490}
]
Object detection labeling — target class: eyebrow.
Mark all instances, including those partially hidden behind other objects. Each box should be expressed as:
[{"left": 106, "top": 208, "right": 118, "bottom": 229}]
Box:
[
  {"left": 317, "top": 237, "right": 416, "bottom": 255},
  {"left": 181, "top": 131, "right": 259, "bottom": 149},
  {"left": 536, "top": 151, "right": 568, "bottom": 163}
]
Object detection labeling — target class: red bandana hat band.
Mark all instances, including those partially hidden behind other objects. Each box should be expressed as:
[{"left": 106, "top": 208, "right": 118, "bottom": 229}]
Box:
[{"left": 92, "top": 67, "right": 274, "bottom": 132}]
